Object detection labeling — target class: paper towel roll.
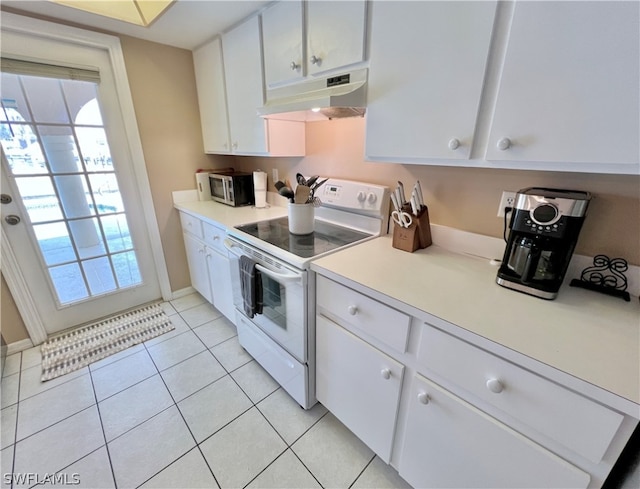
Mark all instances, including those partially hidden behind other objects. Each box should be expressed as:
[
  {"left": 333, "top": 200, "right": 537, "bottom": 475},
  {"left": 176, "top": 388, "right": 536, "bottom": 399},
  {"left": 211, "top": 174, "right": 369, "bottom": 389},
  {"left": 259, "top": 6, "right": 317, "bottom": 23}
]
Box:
[{"left": 253, "top": 171, "right": 267, "bottom": 208}]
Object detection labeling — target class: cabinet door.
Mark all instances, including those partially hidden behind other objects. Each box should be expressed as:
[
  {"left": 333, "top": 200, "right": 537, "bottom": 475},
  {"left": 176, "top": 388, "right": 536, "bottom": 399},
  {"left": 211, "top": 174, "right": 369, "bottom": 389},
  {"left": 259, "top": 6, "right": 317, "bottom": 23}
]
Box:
[
  {"left": 486, "top": 1, "right": 639, "bottom": 171},
  {"left": 193, "top": 37, "right": 230, "bottom": 154},
  {"left": 316, "top": 315, "right": 404, "bottom": 463},
  {"left": 222, "top": 15, "right": 267, "bottom": 154},
  {"left": 306, "top": 0, "right": 367, "bottom": 76},
  {"left": 399, "top": 374, "right": 590, "bottom": 489},
  {"left": 183, "top": 233, "right": 212, "bottom": 303},
  {"left": 365, "top": 1, "right": 497, "bottom": 162},
  {"left": 262, "top": 1, "right": 304, "bottom": 87},
  {"left": 206, "top": 247, "right": 235, "bottom": 322}
]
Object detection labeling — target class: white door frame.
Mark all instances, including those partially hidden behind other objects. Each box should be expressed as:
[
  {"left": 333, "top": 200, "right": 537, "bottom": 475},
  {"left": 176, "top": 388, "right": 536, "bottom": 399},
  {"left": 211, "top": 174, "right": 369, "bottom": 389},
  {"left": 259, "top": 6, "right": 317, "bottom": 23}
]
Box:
[{"left": 1, "top": 13, "right": 172, "bottom": 345}]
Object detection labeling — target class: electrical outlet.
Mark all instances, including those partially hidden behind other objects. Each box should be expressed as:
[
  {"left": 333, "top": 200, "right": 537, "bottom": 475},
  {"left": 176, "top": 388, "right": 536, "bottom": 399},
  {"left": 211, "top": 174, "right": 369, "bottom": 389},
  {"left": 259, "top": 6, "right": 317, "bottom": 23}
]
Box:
[{"left": 497, "top": 191, "right": 516, "bottom": 217}]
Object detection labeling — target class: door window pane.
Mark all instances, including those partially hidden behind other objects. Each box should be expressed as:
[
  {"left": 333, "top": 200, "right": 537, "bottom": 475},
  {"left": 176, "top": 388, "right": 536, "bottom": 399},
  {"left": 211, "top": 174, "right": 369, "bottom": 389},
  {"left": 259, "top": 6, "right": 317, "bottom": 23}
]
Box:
[
  {"left": 49, "top": 263, "right": 89, "bottom": 303},
  {"left": 54, "top": 175, "right": 94, "bottom": 219},
  {"left": 1, "top": 74, "right": 32, "bottom": 122},
  {"left": 39, "top": 126, "right": 82, "bottom": 173},
  {"left": 69, "top": 218, "right": 106, "bottom": 259},
  {"left": 20, "top": 76, "right": 69, "bottom": 123},
  {"left": 89, "top": 173, "right": 123, "bottom": 213},
  {"left": 83, "top": 256, "right": 117, "bottom": 295},
  {"left": 101, "top": 214, "right": 132, "bottom": 252},
  {"left": 34, "top": 222, "right": 74, "bottom": 265},
  {"left": 15, "top": 176, "right": 64, "bottom": 222},
  {"left": 112, "top": 251, "right": 142, "bottom": 288},
  {"left": 76, "top": 127, "right": 112, "bottom": 172},
  {"left": 1, "top": 123, "right": 46, "bottom": 175}
]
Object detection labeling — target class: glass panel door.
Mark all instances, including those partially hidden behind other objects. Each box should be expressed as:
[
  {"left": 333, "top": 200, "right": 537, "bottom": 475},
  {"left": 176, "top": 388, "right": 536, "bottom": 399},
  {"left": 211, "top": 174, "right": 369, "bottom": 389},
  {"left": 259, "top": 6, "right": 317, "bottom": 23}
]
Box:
[{"left": 1, "top": 73, "right": 142, "bottom": 307}]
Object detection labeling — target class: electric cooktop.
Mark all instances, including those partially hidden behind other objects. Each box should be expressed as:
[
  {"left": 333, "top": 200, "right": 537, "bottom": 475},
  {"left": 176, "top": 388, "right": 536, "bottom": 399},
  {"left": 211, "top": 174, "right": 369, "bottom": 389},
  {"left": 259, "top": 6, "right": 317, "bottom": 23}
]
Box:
[{"left": 235, "top": 216, "right": 372, "bottom": 259}]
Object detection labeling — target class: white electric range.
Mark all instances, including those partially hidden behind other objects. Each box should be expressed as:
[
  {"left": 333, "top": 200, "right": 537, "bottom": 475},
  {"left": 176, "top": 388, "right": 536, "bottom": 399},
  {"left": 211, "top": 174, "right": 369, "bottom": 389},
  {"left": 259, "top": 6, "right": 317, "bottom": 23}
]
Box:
[{"left": 224, "top": 178, "right": 389, "bottom": 408}]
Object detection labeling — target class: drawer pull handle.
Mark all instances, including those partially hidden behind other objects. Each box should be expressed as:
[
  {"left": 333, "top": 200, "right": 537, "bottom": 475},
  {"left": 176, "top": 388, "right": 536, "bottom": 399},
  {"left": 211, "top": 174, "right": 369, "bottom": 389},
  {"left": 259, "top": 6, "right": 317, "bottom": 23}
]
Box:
[
  {"left": 417, "top": 392, "right": 430, "bottom": 405},
  {"left": 381, "top": 368, "right": 391, "bottom": 380},
  {"left": 486, "top": 378, "right": 504, "bottom": 394},
  {"left": 347, "top": 305, "right": 358, "bottom": 316}
]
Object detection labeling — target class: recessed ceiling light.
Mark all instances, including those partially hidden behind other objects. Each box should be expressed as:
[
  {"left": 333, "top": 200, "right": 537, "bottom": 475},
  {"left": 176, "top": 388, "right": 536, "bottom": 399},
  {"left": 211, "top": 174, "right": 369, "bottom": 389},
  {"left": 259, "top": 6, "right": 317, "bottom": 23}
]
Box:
[{"left": 50, "top": 0, "right": 175, "bottom": 27}]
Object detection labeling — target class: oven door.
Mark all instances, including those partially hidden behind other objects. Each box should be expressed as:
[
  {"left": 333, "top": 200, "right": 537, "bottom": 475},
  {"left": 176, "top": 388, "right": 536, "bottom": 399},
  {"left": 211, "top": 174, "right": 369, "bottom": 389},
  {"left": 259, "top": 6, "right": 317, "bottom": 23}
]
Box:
[{"left": 225, "top": 237, "right": 307, "bottom": 363}]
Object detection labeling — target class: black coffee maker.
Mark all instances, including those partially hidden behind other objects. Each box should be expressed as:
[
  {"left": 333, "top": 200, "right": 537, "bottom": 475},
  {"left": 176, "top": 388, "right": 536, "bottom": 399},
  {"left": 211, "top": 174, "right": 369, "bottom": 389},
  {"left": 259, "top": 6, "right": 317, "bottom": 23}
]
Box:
[{"left": 497, "top": 187, "right": 591, "bottom": 300}]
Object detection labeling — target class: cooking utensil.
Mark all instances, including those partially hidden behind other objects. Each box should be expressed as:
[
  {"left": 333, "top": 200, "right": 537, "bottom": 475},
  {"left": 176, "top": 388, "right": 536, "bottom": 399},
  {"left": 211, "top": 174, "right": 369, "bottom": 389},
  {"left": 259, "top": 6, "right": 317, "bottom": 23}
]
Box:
[
  {"left": 306, "top": 175, "right": 319, "bottom": 187},
  {"left": 392, "top": 210, "right": 413, "bottom": 228},
  {"left": 295, "top": 185, "right": 311, "bottom": 204},
  {"left": 310, "top": 197, "right": 322, "bottom": 207},
  {"left": 278, "top": 186, "right": 295, "bottom": 202},
  {"left": 296, "top": 173, "right": 307, "bottom": 186},
  {"left": 275, "top": 180, "right": 286, "bottom": 191}
]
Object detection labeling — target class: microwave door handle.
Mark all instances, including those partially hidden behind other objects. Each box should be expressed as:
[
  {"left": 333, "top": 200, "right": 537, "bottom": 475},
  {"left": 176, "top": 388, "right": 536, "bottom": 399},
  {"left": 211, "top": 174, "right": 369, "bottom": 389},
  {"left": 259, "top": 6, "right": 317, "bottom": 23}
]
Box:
[{"left": 222, "top": 178, "right": 229, "bottom": 202}]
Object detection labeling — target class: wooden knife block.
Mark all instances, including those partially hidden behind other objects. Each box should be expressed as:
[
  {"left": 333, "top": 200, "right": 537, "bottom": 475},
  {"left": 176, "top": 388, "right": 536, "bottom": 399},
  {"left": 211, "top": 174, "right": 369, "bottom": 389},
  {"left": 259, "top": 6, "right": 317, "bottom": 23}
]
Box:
[{"left": 392, "top": 205, "right": 432, "bottom": 253}]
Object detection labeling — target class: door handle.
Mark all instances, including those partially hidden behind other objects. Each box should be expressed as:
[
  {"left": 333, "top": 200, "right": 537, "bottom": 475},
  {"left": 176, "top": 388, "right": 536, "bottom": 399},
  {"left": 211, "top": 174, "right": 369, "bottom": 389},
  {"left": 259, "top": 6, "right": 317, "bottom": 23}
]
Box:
[{"left": 5, "top": 215, "right": 21, "bottom": 225}]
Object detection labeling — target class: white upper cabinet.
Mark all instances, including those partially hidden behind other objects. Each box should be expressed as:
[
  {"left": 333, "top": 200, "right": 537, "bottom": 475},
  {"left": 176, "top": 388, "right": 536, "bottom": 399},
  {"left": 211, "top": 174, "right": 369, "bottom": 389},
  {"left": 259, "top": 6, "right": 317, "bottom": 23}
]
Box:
[
  {"left": 365, "top": 1, "right": 498, "bottom": 162},
  {"left": 486, "top": 1, "right": 639, "bottom": 173},
  {"left": 262, "top": 1, "right": 304, "bottom": 87},
  {"left": 193, "top": 37, "right": 230, "bottom": 154},
  {"left": 306, "top": 0, "right": 367, "bottom": 77},
  {"left": 365, "top": 1, "right": 639, "bottom": 174},
  {"left": 222, "top": 15, "right": 267, "bottom": 154},
  {"left": 262, "top": 0, "right": 367, "bottom": 89}
]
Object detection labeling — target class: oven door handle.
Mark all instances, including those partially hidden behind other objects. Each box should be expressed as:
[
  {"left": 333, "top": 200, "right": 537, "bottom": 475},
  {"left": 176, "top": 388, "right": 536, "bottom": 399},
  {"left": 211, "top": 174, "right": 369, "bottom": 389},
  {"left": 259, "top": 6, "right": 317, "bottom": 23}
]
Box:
[{"left": 225, "top": 239, "right": 303, "bottom": 284}]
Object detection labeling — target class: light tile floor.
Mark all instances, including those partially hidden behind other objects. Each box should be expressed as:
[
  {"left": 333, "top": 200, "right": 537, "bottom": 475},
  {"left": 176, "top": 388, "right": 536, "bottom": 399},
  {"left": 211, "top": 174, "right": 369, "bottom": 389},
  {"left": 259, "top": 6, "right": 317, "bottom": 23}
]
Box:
[{"left": 1, "top": 294, "right": 412, "bottom": 489}]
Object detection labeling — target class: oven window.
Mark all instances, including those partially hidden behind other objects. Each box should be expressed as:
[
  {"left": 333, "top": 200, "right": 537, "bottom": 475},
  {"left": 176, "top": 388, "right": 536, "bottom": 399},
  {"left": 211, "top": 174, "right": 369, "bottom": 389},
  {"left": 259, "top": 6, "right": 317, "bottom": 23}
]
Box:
[
  {"left": 210, "top": 178, "right": 225, "bottom": 200},
  {"left": 260, "top": 274, "right": 286, "bottom": 330}
]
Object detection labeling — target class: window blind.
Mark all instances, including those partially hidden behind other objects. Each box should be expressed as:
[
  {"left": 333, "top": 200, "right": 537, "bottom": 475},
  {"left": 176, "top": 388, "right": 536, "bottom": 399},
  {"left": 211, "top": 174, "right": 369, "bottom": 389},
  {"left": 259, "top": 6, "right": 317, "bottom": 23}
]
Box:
[{"left": 0, "top": 57, "right": 100, "bottom": 83}]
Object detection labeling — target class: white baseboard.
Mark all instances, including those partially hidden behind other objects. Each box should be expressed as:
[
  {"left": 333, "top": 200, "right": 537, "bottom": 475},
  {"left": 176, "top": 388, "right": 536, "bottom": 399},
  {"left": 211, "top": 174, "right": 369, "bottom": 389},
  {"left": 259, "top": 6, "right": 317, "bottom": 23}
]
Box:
[
  {"left": 171, "top": 286, "right": 196, "bottom": 300},
  {"left": 7, "top": 338, "right": 34, "bottom": 355}
]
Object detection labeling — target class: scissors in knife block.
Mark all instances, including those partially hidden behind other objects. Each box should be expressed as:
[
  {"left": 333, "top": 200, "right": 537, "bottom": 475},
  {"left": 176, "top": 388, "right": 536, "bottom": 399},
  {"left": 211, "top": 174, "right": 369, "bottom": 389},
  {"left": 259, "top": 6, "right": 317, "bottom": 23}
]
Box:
[{"left": 392, "top": 209, "right": 413, "bottom": 228}]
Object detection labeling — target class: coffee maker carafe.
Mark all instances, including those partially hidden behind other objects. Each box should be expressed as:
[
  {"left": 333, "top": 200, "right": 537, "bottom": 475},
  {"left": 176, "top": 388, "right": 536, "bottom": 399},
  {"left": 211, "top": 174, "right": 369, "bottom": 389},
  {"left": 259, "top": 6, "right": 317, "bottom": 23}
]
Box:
[{"left": 497, "top": 188, "right": 591, "bottom": 299}]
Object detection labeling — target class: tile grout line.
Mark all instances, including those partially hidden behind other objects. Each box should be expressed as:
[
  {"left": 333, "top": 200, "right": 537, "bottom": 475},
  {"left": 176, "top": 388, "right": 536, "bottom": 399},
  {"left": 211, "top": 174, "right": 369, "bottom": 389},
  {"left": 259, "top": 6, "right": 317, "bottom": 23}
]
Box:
[{"left": 88, "top": 363, "right": 119, "bottom": 489}]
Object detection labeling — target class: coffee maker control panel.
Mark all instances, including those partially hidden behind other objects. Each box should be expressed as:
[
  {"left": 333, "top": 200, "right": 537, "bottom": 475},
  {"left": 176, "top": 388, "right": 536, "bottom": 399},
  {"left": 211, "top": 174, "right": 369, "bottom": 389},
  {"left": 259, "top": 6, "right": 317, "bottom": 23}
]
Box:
[{"left": 512, "top": 210, "right": 567, "bottom": 238}]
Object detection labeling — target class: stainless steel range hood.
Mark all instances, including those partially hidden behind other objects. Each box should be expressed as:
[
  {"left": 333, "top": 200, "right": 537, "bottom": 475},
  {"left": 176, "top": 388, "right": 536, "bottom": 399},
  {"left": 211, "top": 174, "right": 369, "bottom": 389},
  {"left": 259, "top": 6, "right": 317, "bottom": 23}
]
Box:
[{"left": 258, "top": 68, "right": 367, "bottom": 121}]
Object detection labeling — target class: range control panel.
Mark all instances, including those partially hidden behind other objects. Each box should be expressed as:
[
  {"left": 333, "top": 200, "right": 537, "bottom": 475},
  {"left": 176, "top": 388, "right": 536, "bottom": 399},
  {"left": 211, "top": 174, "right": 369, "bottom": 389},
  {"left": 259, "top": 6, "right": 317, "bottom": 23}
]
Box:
[{"left": 317, "top": 178, "right": 389, "bottom": 215}]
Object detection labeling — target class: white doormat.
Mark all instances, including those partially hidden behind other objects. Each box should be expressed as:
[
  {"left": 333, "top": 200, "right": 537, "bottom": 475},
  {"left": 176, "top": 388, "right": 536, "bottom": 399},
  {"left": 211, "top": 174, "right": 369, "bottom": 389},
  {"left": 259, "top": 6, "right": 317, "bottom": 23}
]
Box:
[{"left": 41, "top": 302, "right": 174, "bottom": 381}]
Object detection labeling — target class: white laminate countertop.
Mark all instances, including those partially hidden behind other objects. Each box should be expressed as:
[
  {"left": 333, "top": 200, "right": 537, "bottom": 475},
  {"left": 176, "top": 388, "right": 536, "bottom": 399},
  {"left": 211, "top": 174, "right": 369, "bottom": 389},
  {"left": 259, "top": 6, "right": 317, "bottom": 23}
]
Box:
[
  {"left": 174, "top": 200, "right": 287, "bottom": 229},
  {"left": 311, "top": 236, "right": 640, "bottom": 406}
]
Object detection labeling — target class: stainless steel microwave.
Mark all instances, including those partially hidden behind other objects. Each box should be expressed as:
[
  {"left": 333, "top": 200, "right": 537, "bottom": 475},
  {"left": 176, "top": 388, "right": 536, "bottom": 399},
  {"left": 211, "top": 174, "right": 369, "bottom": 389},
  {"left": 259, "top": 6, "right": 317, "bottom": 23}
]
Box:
[{"left": 209, "top": 171, "right": 254, "bottom": 207}]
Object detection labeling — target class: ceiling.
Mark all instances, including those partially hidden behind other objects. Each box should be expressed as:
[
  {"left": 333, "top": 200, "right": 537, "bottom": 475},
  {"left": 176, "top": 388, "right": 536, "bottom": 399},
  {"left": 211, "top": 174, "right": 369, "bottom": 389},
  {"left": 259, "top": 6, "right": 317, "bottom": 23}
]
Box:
[{"left": 1, "top": 0, "right": 271, "bottom": 50}]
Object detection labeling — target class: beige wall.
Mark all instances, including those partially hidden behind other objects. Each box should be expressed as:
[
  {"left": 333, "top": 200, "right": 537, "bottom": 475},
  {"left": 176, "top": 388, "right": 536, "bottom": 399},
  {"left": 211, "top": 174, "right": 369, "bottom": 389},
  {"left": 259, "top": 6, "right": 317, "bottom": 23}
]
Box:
[
  {"left": 1, "top": 275, "right": 29, "bottom": 344},
  {"left": 234, "top": 117, "right": 640, "bottom": 265},
  {"left": 118, "top": 35, "right": 233, "bottom": 292},
  {"left": 2, "top": 14, "right": 639, "bottom": 346}
]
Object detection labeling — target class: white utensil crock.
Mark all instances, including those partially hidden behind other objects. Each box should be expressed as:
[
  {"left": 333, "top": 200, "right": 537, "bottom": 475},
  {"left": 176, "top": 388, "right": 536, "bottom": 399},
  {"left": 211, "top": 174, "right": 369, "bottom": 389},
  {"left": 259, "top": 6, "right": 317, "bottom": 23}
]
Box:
[{"left": 288, "top": 203, "right": 314, "bottom": 235}]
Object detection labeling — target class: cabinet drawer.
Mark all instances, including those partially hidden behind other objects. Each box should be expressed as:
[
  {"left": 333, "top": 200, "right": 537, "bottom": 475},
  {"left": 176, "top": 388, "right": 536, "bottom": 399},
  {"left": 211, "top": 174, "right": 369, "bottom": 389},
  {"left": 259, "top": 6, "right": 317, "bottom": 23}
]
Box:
[
  {"left": 399, "top": 374, "right": 590, "bottom": 489},
  {"left": 316, "top": 276, "right": 410, "bottom": 353},
  {"left": 202, "top": 221, "right": 226, "bottom": 254},
  {"left": 418, "top": 326, "right": 623, "bottom": 464},
  {"left": 179, "top": 212, "right": 203, "bottom": 239}
]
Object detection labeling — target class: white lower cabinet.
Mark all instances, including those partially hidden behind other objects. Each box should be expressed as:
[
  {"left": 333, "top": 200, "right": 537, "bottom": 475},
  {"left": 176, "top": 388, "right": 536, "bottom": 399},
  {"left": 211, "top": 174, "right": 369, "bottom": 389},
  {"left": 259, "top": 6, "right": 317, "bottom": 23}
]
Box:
[
  {"left": 180, "top": 212, "right": 235, "bottom": 322},
  {"left": 182, "top": 229, "right": 213, "bottom": 304},
  {"left": 314, "top": 275, "right": 637, "bottom": 488},
  {"left": 399, "top": 374, "right": 590, "bottom": 489},
  {"left": 316, "top": 314, "right": 404, "bottom": 463},
  {"left": 206, "top": 246, "right": 234, "bottom": 321}
]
